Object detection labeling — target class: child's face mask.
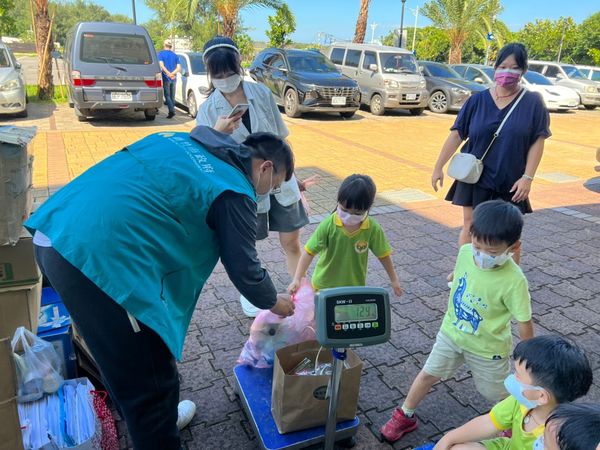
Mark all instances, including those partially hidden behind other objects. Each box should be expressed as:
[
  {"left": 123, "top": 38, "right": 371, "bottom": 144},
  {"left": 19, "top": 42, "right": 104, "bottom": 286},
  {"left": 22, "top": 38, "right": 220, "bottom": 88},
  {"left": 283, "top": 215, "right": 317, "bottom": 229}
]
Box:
[
  {"left": 504, "top": 374, "right": 545, "bottom": 409},
  {"left": 472, "top": 247, "right": 513, "bottom": 270},
  {"left": 337, "top": 205, "right": 367, "bottom": 227}
]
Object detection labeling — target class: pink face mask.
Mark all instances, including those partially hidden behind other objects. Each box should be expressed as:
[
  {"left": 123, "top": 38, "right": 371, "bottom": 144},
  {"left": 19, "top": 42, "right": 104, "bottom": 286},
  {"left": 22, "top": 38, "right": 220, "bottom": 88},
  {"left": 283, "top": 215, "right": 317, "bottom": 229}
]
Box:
[
  {"left": 337, "top": 206, "right": 367, "bottom": 227},
  {"left": 494, "top": 68, "right": 522, "bottom": 87}
]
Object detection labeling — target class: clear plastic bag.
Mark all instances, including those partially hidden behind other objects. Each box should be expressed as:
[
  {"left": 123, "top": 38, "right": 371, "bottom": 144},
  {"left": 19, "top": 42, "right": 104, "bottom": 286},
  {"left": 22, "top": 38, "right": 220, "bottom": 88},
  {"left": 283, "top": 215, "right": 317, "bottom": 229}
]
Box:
[
  {"left": 11, "top": 326, "right": 64, "bottom": 403},
  {"left": 238, "top": 279, "right": 316, "bottom": 368}
]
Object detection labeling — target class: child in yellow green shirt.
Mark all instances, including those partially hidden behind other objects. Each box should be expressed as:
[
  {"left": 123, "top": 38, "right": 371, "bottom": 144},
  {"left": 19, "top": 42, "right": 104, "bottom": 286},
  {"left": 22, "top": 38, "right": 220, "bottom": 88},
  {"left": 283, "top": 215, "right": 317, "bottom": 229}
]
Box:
[{"left": 288, "top": 174, "right": 402, "bottom": 296}]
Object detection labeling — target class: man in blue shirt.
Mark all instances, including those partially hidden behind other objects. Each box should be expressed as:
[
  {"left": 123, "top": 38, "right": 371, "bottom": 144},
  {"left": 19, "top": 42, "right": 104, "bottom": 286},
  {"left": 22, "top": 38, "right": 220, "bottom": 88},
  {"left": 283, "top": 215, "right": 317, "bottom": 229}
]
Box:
[{"left": 158, "top": 39, "right": 180, "bottom": 118}]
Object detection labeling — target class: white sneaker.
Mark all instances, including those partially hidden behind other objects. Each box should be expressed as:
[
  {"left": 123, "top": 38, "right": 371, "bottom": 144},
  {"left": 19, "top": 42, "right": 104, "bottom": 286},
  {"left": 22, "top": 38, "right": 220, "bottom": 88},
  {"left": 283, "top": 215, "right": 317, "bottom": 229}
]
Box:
[
  {"left": 176, "top": 400, "right": 196, "bottom": 430},
  {"left": 240, "top": 295, "right": 261, "bottom": 318}
]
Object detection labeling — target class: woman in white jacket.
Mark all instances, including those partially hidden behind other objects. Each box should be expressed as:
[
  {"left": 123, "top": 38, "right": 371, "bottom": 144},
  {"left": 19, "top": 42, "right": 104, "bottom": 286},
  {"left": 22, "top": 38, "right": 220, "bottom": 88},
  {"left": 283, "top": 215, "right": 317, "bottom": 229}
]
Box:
[{"left": 197, "top": 36, "right": 310, "bottom": 317}]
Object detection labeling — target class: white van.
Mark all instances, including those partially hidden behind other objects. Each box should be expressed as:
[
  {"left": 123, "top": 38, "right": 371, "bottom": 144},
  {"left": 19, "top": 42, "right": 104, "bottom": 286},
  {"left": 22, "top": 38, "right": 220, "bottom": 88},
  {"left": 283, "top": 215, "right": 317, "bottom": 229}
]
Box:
[{"left": 328, "top": 43, "right": 428, "bottom": 115}]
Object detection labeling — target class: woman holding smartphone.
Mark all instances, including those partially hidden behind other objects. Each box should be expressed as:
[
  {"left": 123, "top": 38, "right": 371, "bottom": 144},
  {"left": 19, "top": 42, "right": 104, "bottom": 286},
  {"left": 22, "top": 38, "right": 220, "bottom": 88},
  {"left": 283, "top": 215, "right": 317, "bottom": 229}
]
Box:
[{"left": 197, "top": 36, "right": 311, "bottom": 318}]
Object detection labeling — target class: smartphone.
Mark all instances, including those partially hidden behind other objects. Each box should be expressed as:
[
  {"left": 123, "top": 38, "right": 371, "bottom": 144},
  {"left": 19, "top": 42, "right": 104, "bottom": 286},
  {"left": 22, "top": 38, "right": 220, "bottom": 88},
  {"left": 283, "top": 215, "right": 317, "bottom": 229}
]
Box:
[{"left": 227, "top": 103, "right": 249, "bottom": 119}]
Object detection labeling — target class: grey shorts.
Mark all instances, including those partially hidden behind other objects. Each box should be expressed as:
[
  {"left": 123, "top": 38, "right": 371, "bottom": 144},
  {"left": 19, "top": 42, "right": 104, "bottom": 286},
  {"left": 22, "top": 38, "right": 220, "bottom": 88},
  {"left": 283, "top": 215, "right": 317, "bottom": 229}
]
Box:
[
  {"left": 256, "top": 197, "right": 309, "bottom": 240},
  {"left": 423, "top": 331, "right": 509, "bottom": 402}
]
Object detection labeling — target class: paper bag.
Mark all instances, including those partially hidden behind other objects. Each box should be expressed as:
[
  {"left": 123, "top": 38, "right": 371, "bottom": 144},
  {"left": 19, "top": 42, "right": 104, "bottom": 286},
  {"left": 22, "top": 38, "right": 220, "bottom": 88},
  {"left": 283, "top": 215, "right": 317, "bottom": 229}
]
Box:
[{"left": 271, "top": 340, "right": 362, "bottom": 434}]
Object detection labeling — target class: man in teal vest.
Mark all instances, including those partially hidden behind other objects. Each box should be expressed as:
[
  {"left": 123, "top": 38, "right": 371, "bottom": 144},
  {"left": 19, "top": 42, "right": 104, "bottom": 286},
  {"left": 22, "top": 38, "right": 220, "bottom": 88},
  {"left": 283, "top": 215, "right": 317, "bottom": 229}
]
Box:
[{"left": 26, "top": 126, "right": 296, "bottom": 450}]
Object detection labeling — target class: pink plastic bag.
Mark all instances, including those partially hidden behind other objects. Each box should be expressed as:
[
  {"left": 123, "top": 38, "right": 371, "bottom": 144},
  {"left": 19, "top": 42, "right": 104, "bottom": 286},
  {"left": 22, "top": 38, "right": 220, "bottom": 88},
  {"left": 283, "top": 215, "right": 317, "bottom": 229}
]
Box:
[{"left": 238, "top": 279, "right": 316, "bottom": 368}]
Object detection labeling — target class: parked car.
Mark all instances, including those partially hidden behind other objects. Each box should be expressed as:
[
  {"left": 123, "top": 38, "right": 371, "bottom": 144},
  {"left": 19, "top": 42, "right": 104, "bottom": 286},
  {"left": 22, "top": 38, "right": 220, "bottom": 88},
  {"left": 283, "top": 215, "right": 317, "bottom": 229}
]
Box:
[
  {"left": 248, "top": 48, "right": 360, "bottom": 118},
  {"left": 528, "top": 60, "right": 600, "bottom": 110},
  {"left": 64, "top": 22, "right": 163, "bottom": 121},
  {"left": 418, "top": 61, "right": 486, "bottom": 113},
  {"left": 328, "top": 43, "right": 428, "bottom": 116},
  {"left": 577, "top": 65, "right": 600, "bottom": 83},
  {"left": 0, "top": 42, "right": 27, "bottom": 118},
  {"left": 451, "top": 63, "right": 494, "bottom": 88},
  {"left": 174, "top": 52, "right": 209, "bottom": 118},
  {"left": 521, "top": 71, "right": 580, "bottom": 111}
]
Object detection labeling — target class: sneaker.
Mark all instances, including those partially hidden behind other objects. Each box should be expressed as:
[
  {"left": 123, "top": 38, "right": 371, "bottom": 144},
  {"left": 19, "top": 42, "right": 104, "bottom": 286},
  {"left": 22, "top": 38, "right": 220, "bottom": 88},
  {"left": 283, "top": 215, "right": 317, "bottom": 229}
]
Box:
[
  {"left": 240, "top": 295, "right": 261, "bottom": 318},
  {"left": 380, "top": 408, "right": 418, "bottom": 443},
  {"left": 167, "top": 111, "right": 175, "bottom": 119},
  {"left": 176, "top": 400, "right": 196, "bottom": 430}
]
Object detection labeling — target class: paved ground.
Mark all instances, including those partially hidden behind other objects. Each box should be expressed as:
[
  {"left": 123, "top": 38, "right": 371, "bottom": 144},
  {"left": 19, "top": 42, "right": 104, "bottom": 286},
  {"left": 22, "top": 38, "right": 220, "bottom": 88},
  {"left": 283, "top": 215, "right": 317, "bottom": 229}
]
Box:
[{"left": 2, "top": 101, "right": 599, "bottom": 449}]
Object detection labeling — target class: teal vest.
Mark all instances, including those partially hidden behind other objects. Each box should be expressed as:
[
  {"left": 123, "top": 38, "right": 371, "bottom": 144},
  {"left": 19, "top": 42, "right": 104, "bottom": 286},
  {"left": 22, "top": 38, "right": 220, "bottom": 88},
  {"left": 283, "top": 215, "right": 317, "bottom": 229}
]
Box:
[{"left": 26, "top": 132, "right": 255, "bottom": 359}]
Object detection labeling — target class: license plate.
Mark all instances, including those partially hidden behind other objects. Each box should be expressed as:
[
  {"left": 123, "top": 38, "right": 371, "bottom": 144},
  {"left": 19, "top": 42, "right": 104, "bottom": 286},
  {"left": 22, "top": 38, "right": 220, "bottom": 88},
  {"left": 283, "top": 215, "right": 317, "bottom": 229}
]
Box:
[
  {"left": 331, "top": 96, "right": 346, "bottom": 106},
  {"left": 406, "top": 93, "right": 417, "bottom": 100},
  {"left": 111, "top": 92, "right": 132, "bottom": 102}
]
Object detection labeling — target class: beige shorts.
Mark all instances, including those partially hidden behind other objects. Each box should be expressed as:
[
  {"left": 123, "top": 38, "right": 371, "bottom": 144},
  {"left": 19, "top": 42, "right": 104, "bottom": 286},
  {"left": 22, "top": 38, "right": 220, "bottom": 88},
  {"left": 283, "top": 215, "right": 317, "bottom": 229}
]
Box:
[{"left": 423, "top": 331, "right": 509, "bottom": 402}]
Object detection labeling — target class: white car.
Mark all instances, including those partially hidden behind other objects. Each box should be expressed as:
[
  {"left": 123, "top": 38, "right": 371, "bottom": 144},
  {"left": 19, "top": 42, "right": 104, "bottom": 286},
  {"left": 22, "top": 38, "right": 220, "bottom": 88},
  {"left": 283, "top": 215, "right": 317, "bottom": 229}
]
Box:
[
  {"left": 522, "top": 71, "right": 580, "bottom": 111},
  {"left": 175, "top": 52, "right": 209, "bottom": 118},
  {"left": 577, "top": 65, "right": 600, "bottom": 84}
]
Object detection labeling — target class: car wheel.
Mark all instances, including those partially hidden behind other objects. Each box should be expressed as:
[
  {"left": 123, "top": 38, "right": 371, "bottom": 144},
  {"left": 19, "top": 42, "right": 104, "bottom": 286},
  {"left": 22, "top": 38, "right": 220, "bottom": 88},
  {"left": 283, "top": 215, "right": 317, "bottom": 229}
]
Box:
[
  {"left": 15, "top": 108, "right": 28, "bottom": 118},
  {"left": 284, "top": 88, "right": 301, "bottom": 118},
  {"left": 584, "top": 105, "right": 597, "bottom": 110},
  {"left": 370, "top": 94, "right": 385, "bottom": 115},
  {"left": 187, "top": 91, "right": 198, "bottom": 118},
  {"left": 144, "top": 110, "right": 156, "bottom": 121},
  {"left": 339, "top": 111, "right": 356, "bottom": 118},
  {"left": 410, "top": 108, "right": 424, "bottom": 116},
  {"left": 428, "top": 91, "right": 448, "bottom": 114}
]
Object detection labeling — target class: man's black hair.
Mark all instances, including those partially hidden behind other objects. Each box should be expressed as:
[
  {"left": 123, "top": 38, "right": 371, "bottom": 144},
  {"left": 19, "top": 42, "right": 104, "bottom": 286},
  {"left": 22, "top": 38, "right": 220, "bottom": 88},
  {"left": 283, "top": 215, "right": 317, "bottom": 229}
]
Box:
[
  {"left": 470, "top": 200, "right": 523, "bottom": 246},
  {"left": 337, "top": 174, "right": 376, "bottom": 211},
  {"left": 203, "top": 36, "right": 243, "bottom": 94},
  {"left": 512, "top": 335, "right": 593, "bottom": 403},
  {"left": 546, "top": 403, "right": 600, "bottom": 450},
  {"left": 243, "top": 132, "right": 294, "bottom": 181},
  {"left": 495, "top": 42, "right": 528, "bottom": 72}
]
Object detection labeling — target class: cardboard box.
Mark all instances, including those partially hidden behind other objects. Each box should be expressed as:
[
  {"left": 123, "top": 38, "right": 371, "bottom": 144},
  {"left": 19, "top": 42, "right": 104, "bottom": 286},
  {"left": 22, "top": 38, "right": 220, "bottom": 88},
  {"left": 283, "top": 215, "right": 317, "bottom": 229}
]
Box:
[
  {"left": 0, "top": 338, "right": 24, "bottom": 450},
  {"left": 0, "top": 277, "right": 41, "bottom": 339},
  {"left": 0, "top": 230, "right": 41, "bottom": 287}
]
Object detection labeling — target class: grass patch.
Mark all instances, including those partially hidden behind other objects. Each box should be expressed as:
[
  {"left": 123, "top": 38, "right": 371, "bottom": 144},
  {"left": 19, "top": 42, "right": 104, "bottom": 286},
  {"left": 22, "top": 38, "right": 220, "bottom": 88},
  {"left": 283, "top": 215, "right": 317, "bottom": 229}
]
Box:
[
  {"left": 26, "top": 85, "right": 68, "bottom": 104},
  {"left": 14, "top": 52, "right": 39, "bottom": 58}
]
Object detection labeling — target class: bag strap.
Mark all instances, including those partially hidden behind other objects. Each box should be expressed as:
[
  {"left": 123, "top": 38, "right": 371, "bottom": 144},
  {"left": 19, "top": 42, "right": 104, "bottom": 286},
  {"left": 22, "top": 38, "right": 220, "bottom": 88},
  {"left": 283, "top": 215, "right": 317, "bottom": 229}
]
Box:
[{"left": 480, "top": 88, "right": 527, "bottom": 161}]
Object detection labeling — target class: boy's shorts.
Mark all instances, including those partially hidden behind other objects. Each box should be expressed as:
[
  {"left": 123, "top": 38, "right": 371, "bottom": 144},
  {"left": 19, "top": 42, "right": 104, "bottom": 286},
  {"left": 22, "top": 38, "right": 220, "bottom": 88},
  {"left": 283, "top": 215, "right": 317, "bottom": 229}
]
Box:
[
  {"left": 256, "top": 198, "right": 309, "bottom": 240},
  {"left": 481, "top": 437, "right": 510, "bottom": 450},
  {"left": 423, "top": 331, "right": 509, "bottom": 402}
]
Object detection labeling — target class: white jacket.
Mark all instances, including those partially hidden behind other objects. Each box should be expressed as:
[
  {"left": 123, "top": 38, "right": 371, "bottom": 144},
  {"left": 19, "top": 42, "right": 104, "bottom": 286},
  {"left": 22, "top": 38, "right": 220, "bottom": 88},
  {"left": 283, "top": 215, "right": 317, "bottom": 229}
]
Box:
[{"left": 196, "top": 81, "right": 300, "bottom": 212}]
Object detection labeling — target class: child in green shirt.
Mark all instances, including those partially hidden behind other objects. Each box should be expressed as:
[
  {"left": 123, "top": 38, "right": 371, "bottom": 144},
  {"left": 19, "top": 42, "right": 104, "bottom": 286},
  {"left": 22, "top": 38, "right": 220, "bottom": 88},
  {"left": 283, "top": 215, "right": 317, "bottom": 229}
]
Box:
[
  {"left": 288, "top": 174, "right": 402, "bottom": 296},
  {"left": 432, "top": 335, "right": 593, "bottom": 450},
  {"left": 381, "top": 200, "right": 534, "bottom": 443},
  {"left": 542, "top": 403, "right": 600, "bottom": 450}
]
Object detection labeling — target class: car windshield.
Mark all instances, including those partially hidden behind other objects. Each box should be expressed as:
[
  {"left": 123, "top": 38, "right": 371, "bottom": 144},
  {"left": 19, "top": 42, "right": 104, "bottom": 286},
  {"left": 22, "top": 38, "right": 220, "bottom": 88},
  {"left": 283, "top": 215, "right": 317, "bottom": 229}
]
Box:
[
  {"left": 0, "top": 49, "right": 10, "bottom": 67},
  {"left": 480, "top": 67, "right": 495, "bottom": 79},
  {"left": 591, "top": 70, "right": 600, "bottom": 82},
  {"left": 80, "top": 32, "right": 153, "bottom": 65},
  {"left": 425, "top": 63, "right": 460, "bottom": 79},
  {"left": 561, "top": 65, "right": 585, "bottom": 80},
  {"left": 287, "top": 53, "right": 338, "bottom": 73},
  {"left": 188, "top": 54, "right": 206, "bottom": 74},
  {"left": 380, "top": 53, "right": 417, "bottom": 73},
  {"left": 523, "top": 71, "right": 552, "bottom": 85},
  {"left": 578, "top": 68, "right": 590, "bottom": 77}
]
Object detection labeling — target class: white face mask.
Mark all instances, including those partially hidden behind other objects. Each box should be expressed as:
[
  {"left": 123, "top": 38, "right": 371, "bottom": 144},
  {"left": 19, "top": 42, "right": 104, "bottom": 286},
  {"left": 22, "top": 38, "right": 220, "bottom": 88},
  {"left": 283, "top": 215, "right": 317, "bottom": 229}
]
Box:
[
  {"left": 472, "top": 247, "right": 513, "bottom": 270},
  {"left": 255, "top": 165, "right": 275, "bottom": 196},
  {"left": 336, "top": 206, "right": 367, "bottom": 227},
  {"left": 212, "top": 73, "right": 241, "bottom": 94}
]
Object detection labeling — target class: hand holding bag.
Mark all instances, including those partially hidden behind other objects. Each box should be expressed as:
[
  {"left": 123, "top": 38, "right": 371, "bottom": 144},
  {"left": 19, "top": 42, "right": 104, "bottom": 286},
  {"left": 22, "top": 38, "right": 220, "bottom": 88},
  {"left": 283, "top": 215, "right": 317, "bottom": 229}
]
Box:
[{"left": 447, "top": 89, "right": 526, "bottom": 184}]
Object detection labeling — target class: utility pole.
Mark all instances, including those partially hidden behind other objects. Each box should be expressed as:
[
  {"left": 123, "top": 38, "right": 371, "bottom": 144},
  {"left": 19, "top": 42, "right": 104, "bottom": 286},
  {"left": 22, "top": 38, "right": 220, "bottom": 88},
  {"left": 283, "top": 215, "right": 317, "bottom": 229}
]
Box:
[
  {"left": 557, "top": 20, "right": 568, "bottom": 62},
  {"left": 370, "top": 23, "right": 378, "bottom": 44},
  {"left": 410, "top": 5, "right": 419, "bottom": 52},
  {"left": 131, "top": 0, "right": 137, "bottom": 24},
  {"left": 399, "top": 0, "right": 407, "bottom": 48}
]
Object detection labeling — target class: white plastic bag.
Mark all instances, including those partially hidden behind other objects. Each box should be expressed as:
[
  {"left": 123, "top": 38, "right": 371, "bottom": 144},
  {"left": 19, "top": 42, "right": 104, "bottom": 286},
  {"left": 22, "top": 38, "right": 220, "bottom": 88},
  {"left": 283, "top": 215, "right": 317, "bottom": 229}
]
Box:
[{"left": 11, "top": 326, "right": 64, "bottom": 403}]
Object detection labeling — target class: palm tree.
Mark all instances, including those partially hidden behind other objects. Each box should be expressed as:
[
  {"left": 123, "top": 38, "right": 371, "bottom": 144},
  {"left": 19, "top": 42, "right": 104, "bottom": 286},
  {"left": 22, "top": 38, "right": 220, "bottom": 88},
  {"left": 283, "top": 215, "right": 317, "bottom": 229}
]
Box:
[
  {"left": 422, "top": 0, "right": 502, "bottom": 64},
  {"left": 353, "top": 0, "right": 370, "bottom": 43},
  {"left": 32, "top": 0, "right": 54, "bottom": 100},
  {"left": 187, "top": 0, "right": 282, "bottom": 38}
]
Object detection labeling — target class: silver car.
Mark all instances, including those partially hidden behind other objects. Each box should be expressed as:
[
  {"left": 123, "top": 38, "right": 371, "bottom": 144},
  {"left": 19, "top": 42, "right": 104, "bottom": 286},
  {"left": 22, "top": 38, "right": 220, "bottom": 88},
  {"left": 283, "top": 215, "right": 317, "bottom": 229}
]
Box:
[
  {"left": 64, "top": 22, "right": 163, "bottom": 121},
  {"left": 0, "top": 42, "right": 27, "bottom": 118}
]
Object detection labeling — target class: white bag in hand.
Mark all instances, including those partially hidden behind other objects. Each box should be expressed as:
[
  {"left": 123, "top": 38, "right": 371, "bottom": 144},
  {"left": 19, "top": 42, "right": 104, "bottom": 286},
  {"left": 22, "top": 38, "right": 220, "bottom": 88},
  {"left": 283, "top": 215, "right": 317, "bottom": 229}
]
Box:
[{"left": 11, "top": 326, "right": 64, "bottom": 403}]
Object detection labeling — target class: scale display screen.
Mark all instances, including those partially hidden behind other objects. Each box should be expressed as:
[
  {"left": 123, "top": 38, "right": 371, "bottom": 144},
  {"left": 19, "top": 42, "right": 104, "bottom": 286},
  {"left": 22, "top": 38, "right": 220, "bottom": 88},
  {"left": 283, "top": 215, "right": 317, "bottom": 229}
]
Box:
[
  {"left": 334, "top": 304, "right": 378, "bottom": 323},
  {"left": 315, "top": 287, "right": 390, "bottom": 348}
]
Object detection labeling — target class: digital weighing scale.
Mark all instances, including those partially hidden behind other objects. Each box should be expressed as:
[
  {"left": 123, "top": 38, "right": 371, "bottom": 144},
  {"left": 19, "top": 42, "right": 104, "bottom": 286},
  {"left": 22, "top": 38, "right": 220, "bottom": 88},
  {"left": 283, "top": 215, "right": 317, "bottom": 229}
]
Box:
[{"left": 234, "top": 286, "right": 390, "bottom": 450}]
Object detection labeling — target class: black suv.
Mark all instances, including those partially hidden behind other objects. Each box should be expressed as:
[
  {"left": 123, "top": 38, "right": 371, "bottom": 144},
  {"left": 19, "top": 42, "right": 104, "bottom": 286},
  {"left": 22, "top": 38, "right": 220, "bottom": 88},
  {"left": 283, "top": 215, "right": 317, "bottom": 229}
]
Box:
[{"left": 249, "top": 48, "right": 360, "bottom": 118}]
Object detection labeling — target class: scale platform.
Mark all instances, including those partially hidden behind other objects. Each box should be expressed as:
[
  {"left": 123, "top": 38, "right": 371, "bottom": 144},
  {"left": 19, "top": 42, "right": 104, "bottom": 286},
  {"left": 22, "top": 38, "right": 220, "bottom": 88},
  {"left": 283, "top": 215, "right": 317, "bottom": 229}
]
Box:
[{"left": 233, "top": 364, "right": 359, "bottom": 450}]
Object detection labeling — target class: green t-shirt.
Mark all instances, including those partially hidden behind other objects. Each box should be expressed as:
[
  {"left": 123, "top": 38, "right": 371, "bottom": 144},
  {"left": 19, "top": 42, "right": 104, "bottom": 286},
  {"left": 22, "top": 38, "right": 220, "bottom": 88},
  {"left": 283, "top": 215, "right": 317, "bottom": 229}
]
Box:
[
  {"left": 441, "top": 244, "right": 532, "bottom": 359},
  {"left": 305, "top": 213, "right": 392, "bottom": 290},
  {"left": 483, "top": 395, "right": 544, "bottom": 450}
]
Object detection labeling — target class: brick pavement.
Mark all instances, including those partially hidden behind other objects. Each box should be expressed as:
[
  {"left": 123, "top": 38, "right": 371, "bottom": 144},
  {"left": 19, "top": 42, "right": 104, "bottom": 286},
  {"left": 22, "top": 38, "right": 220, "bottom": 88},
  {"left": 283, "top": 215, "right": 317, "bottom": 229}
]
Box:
[{"left": 4, "top": 102, "right": 600, "bottom": 449}]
